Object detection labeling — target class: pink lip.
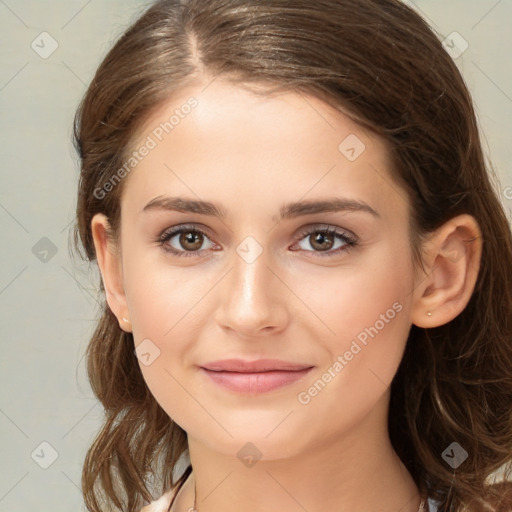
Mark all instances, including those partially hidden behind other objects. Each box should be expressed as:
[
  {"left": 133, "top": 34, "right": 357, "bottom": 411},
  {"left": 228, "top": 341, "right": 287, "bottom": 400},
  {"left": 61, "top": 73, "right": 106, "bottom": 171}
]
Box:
[{"left": 200, "top": 359, "right": 314, "bottom": 394}]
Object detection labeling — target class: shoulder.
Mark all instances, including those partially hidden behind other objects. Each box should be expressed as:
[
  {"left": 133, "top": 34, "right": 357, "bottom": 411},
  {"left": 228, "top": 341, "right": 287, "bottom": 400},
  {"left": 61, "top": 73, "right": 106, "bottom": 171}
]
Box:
[{"left": 139, "top": 488, "right": 176, "bottom": 512}]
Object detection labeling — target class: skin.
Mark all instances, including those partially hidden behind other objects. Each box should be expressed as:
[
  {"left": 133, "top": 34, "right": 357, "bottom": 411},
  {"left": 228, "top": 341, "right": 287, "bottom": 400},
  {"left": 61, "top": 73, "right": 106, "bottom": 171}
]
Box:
[{"left": 91, "top": 77, "right": 482, "bottom": 512}]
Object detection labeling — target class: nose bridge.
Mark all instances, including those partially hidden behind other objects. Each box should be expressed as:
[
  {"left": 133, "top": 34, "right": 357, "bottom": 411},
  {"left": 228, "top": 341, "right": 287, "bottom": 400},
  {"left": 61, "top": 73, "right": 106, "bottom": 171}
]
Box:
[
  {"left": 231, "top": 235, "right": 272, "bottom": 312},
  {"left": 234, "top": 234, "right": 267, "bottom": 295},
  {"left": 236, "top": 244, "right": 266, "bottom": 302},
  {"left": 215, "top": 234, "right": 287, "bottom": 335}
]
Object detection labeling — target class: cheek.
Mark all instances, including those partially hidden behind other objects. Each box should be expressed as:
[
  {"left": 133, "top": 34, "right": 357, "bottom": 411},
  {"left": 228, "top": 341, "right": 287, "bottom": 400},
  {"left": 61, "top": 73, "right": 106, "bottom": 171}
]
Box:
[
  {"left": 298, "top": 305, "right": 411, "bottom": 440},
  {"left": 122, "top": 253, "right": 215, "bottom": 423},
  {"left": 297, "top": 247, "right": 414, "bottom": 417},
  {"left": 296, "top": 239, "right": 413, "bottom": 343},
  {"left": 123, "top": 244, "right": 207, "bottom": 341}
]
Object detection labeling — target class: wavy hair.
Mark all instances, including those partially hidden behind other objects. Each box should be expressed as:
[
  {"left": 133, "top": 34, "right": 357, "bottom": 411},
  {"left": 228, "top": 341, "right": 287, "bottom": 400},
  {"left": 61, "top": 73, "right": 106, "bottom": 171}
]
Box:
[{"left": 72, "top": 0, "right": 512, "bottom": 510}]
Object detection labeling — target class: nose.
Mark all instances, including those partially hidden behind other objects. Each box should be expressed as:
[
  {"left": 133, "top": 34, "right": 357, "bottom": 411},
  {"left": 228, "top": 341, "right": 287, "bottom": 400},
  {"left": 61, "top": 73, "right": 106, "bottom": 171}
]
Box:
[{"left": 214, "top": 243, "right": 289, "bottom": 339}]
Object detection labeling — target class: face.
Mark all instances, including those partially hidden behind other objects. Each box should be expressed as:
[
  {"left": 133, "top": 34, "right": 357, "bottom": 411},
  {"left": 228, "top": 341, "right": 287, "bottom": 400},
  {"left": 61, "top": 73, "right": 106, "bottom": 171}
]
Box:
[{"left": 105, "top": 78, "right": 419, "bottom": 460}]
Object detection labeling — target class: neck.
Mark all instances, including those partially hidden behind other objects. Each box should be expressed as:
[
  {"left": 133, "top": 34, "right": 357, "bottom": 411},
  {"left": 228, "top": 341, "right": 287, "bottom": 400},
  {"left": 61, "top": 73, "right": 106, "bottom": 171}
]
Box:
[{"left": 172, "top": 398, "right": 422, "bottom": 512}]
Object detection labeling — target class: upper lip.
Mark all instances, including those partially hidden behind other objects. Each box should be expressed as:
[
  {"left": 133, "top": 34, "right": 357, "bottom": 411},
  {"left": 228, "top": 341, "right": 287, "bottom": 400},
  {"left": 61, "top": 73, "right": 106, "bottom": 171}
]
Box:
[{"left": 201, "top": 358, "right": 313, "bottom": 372}]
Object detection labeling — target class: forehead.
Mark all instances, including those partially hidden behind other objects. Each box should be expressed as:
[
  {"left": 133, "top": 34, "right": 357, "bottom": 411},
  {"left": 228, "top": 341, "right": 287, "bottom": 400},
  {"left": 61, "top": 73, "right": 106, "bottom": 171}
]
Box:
[{"left": 120, "top": 78, "right": 407, "bottom": 221}]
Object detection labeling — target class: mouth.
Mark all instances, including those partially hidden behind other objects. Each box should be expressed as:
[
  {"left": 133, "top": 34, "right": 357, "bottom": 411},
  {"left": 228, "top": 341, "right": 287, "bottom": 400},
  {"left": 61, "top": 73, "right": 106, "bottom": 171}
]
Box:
[{"left": 200, "top": 358, "right": 314, "bottom": 394}]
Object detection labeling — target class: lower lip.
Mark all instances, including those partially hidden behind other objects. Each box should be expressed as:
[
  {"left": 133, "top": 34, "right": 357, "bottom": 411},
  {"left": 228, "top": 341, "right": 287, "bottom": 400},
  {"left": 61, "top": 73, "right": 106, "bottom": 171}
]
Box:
[{"left": 200, "top": 367, "right": 313, "bottom": 394}]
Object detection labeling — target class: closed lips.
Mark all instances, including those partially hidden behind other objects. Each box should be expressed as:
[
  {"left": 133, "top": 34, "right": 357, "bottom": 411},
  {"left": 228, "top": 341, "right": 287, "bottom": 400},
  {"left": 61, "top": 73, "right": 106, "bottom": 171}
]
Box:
[
  {"left": 200, "top": 359, "right": 313, "bottom": 372},
  {"left": 200, "top": 359, "right": 314, "bottom": 394}
]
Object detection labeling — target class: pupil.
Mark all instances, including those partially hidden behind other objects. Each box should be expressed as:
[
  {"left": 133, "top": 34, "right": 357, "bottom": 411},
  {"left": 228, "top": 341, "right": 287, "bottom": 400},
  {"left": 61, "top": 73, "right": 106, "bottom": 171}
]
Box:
[
  {"left": 313, "top": 233, "right": 333, "bottom": 251},
  {"left": 182, "top": 232, "right": 201, "bottom": 250}
]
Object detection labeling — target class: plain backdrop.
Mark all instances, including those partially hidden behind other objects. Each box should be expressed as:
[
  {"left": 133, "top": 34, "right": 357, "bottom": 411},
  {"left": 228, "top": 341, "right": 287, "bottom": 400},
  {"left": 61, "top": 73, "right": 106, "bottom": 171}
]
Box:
[{"left": 0, "top": 1, "right": 511, "bottom": 510}]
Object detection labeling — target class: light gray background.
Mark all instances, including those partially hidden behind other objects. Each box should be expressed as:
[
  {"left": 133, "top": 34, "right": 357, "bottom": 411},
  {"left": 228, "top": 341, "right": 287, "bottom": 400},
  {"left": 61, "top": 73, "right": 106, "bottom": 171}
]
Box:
[{"left": 0, "top": 1, "right": 511, "bottom": 511}]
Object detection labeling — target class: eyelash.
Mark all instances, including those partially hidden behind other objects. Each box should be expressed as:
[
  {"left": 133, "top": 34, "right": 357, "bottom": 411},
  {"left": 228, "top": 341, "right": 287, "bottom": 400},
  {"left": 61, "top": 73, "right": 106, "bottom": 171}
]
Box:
[{"left": 157, "top": 224, "right": 358, "bottom": 259}]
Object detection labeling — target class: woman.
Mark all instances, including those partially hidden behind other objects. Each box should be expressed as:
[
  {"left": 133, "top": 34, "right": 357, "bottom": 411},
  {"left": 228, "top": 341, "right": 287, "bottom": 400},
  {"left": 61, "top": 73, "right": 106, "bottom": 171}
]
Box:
[{"left": 72, "top": 1, "right": 512, "bottom": 511}]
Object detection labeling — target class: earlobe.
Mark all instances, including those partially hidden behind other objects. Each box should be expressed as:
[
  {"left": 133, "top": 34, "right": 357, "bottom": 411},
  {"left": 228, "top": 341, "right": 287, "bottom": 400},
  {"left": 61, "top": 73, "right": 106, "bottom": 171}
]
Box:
[
  {"left": 91, "top": 213, "right": 132, "bottom": 333},
  {"left": 411, "top": 214, "right": 482, "bottom": 328}
]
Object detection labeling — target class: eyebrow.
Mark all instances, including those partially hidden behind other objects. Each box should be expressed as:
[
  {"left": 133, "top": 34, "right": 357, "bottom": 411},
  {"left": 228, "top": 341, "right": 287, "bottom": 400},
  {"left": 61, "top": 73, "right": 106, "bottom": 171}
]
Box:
[{"left": 142, "top": 195, "right": 381, "bottom": 221}]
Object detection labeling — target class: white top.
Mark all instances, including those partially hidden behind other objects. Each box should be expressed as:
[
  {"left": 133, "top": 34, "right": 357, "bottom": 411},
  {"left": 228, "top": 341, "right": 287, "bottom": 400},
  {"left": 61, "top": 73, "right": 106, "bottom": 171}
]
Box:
[
  {"left": 140, "top": 489, "right": 175, "bottom": 512},
  {"left": 140, "top": 490, "right": 441, "bottom": 511},
  {"left": 428, "top": 497, "right": 440, "bottom": 511}
]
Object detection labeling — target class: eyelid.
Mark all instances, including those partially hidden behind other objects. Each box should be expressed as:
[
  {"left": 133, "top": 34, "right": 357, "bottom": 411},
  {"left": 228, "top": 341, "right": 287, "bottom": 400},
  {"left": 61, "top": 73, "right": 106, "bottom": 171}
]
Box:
[
  {"left": 158, "top": 223, "right": 213, "bottom": 242},
  {"left": 292, "top": 223, "right": 356, "bottom": 241}
]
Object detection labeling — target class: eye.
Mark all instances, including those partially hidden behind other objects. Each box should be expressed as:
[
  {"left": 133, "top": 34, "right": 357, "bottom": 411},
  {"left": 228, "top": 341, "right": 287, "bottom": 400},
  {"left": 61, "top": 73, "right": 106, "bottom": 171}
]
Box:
[
  {"left": 158, "top": 225, "right": 217, "bottom": 258},
  {"left": 290, "top": 225, "right": 358, "bottom": 257}
]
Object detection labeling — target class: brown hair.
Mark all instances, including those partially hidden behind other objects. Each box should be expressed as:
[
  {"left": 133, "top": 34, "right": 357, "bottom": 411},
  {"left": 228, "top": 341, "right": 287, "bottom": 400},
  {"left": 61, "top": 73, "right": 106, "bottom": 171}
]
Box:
[{"left": 72, "top": 0, "right": 512, "bottom": 510}]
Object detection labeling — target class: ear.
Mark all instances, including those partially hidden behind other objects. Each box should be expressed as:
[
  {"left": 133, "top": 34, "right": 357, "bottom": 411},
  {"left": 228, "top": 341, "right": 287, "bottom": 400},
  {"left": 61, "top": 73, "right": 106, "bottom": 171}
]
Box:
[
  {"left": 410, "top": 214, "right": 483, "bottom": 328},
  {"left": 91, "top": 213, "right": 132, "bottom": 333}
]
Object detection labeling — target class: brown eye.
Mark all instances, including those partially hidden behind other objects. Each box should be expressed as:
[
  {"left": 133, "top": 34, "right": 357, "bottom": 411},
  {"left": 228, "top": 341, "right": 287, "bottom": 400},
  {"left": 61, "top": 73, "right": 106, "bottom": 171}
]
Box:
[
  {"left": 179, "top": 231, "right": 204, "bottom": 251},
  {"left": 291, "top": 226, "right": 358, "bottom": 258},
  {"left": 308, "top": 232, "right": 335, "bottom": 251},
  {"left": 158, "top": 226, "right": 216, "bottom": 257}
]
